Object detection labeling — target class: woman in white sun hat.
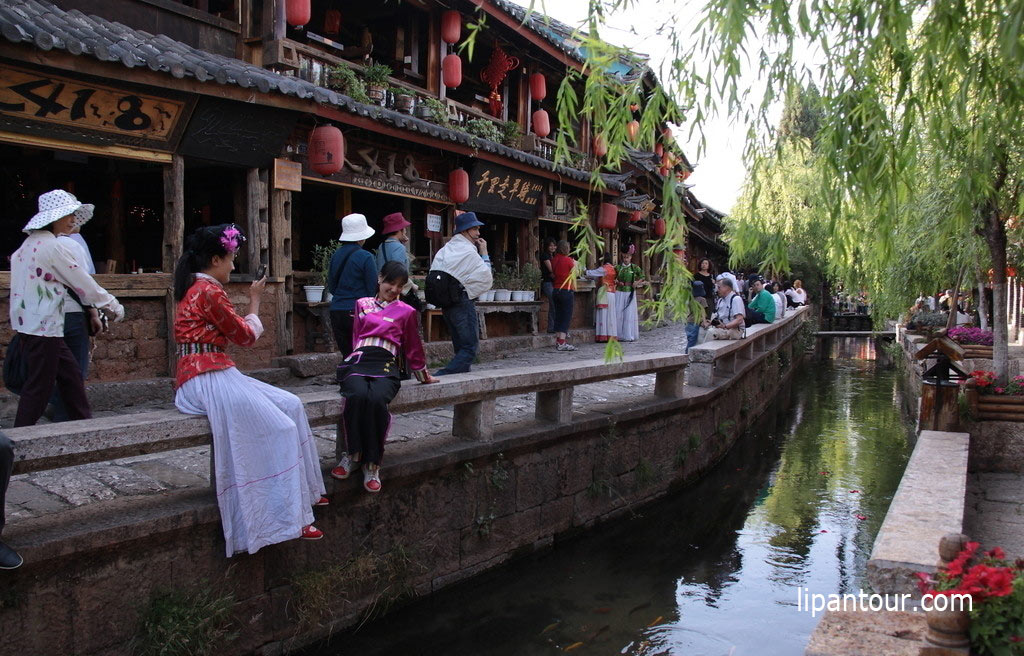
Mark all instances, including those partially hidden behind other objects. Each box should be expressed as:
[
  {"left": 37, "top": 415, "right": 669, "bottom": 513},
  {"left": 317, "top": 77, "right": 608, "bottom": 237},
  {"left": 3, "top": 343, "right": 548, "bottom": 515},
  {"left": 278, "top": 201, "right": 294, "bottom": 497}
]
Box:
[
  {"left": 9, "top": 189, "right": 124, "bottom": 426},
  {"left": 327, "top": 213, "right": 377, "bottom": 356}
]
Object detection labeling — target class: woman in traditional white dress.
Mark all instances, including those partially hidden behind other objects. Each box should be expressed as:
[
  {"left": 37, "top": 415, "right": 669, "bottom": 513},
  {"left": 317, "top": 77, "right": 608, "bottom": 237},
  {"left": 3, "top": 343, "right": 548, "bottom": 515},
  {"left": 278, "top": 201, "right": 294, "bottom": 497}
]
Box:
[
  {"left": 585, "top": 253, "right": 618, "bottom": 342},
  {"left": 614, "top": 245, "right": 646, "bottom": 342},
  {"left": 172, "top": 224, "right": 327, "bottom": 557}
]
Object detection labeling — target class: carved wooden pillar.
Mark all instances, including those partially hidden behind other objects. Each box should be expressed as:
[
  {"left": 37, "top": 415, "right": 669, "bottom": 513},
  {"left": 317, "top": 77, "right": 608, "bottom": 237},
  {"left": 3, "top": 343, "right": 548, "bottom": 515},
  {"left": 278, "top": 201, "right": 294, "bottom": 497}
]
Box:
[
  {"left": 161, "top": 154, "right": 184, "bottom": 274},
  {"left": 246, "top": 168, "right": 269, "bottom": 275},
  {"left": 270, "top": 186, "right": 294, "bottom": 355}
]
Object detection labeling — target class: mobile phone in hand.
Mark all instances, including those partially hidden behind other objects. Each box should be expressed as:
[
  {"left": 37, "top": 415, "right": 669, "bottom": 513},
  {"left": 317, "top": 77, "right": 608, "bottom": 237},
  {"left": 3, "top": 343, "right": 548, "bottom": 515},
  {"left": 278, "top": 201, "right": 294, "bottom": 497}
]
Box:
[{"left": 255, "top": 264, "right": 267, "bottom": 280}]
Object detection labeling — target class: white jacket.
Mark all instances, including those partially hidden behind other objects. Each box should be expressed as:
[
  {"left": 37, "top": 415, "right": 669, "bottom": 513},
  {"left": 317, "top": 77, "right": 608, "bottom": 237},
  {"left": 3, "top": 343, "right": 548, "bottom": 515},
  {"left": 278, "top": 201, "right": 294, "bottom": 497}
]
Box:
[{"left": 429, "top": 233, "right": 493, "bottom": 300}]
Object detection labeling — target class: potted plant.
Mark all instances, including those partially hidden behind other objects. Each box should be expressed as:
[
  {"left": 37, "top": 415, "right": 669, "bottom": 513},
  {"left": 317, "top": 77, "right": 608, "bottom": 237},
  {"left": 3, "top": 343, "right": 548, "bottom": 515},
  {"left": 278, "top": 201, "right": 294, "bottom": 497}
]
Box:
[
  {"left": 390, "top": 86, "right": 415, "bottom": 114},
  {"left": 465, "top": 117, "right": 502, "bottom": 143},
  {"left": 491, "top": 270, "right": 511, "bottom": 302},
  {"left": 362, "top": 63, "right": 392, "bottom": 105},
  {"left": 415, "top": 96, "right": 451, "bottom": 126},
  {"left": 519, "top": 262, "right": 542, "bottom": 301},
  {"left": 304, "top": 243, "right": 336, "bottom": 303},
  {"left": 500, "top": 120, "right": 522, "bottom": 148},
  {"left": 324, "top": 63, "right": 369, "bottom": 104}
]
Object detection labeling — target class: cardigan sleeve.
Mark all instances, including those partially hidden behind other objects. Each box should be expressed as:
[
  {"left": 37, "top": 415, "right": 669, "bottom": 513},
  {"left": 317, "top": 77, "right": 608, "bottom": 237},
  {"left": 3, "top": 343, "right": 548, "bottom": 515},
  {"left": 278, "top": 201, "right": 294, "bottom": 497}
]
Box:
[{"left": 201, "top": 284, "right": 261, "bottom": 346}]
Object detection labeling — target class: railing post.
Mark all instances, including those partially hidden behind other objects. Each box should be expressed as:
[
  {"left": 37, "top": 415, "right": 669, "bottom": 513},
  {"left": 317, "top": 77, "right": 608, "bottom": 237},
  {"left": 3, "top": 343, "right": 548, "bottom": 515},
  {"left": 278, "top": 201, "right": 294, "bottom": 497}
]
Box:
[
  {"left": 453, "top": 399, "right": 495, "bottom": 440},
  {"left": 655, "top": 368, "right": 685, "bottom": 399},
  {"left": 536, "top": 387, "right": 573, "bottom": 423}
]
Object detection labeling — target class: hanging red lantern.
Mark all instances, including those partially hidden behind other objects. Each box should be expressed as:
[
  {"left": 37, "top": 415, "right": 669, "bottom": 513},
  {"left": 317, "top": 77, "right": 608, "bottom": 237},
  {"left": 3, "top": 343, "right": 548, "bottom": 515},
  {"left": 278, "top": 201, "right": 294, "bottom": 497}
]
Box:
[
  {"left": 309, "top": 125, "right": 344, "bottom": 176},
  {"left": 662, "top": 127, "right": 672, "bottom": 139},
  {"left": 659, "top": 165, "right": 669, "bottom": 177},
  {"left": 653, "top": 218, "right": 666, "bottom": 237},
  {"left": 629, "top": 210, "right": 642, "bottom": 223},
  {"left": 626, "top": 120, "right": 640, "bottom": 142},
  {"left": 655, "top": 143, "right": 664, "bottom": 157},
  {"left": 285, "top": 0, "right": 311, "bottom": 27},
  {"left": 441, "top": 10, "right": 462, "bottom": 45},
  {"left": 530, "top": 73, "right": 547, "bottom": 101},
  {"left": 324, "top": 9, "right": 341, "bottom": 35},
  {"left": 592, "top": 134, "right": 607, "bottom": 158},
  {"left": 598, "top": 203, "right": 618, "bottom": 230},
  {"left": 532, "top": 109, "right": 550, "bottom": 138},
  {"left": 442, "top": 54, "right": 462, "bottom": 88},
  {"left": 630, "top": 102, "right": 639, "bottom": 112},
  {"left": 449, "top": 168, "right": 469, "bottom": 204}
]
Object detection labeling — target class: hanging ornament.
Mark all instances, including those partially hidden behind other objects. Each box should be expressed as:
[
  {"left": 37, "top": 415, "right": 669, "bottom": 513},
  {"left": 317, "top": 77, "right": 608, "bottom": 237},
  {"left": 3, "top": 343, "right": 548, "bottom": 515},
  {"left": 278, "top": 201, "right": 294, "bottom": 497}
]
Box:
[
  {"left": 655, "top": 143, "right": 664, "bottom": 157},
  {"left": 309, "top": 126, "right": 344, "bottom": 176},
  {"left": 532, "top": 109, "right": 550, "bottom": 138},
  {"left": 442, "top": 54, "right": 463, "bottom": 88},
  {"left": 324, "top": 9, "right": 341, "bottom": 35},
  {"left": 598, "top": 203, "right": 618, "bottom": 230},
  {"left": 285, "top": 0, "right": 311, "bottom": 27},
  {"left": 626, "top": 120, "right": 640, "bottom": 142},
  {"left": 630, "top": 210, "right": 642, "bottom": 223},
  {"left": 659, "top": 165, "right": 669, "bottom": 177},
  {"left": 480, "top": 45, "right": 520, "bottom": 117},
  {"left": 653, "top": 218, "right": 666, "bottom": 237},
  {"left": 592, "top": 134, "right": 608, "bottom": 158},
  {"left": 630, "top": 102, "right": 639, "bottom": 112},
  {"left": 449, "top": 168, "right": 469, "bottom": 204},
  {"left": 530, "top": 73, "right": 547, "bottom": 101},
  {"left": 441, "top": 10, "right": 462, "bottom": 44}
]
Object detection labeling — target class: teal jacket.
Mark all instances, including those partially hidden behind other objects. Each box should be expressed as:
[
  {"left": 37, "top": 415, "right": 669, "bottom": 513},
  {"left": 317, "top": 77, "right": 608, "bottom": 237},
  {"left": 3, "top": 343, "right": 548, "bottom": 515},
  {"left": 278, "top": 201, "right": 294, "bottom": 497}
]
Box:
[{"left": 749, "top": 289, "right": 776, "bottom": 322}]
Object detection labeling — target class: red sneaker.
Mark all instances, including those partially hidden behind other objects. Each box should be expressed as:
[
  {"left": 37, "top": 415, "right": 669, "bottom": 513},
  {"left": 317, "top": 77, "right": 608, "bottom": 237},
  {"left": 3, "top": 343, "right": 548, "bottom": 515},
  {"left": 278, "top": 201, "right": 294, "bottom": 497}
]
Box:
[
  {"left": 313, "top": 496, "right": 329, "bottom": 507},
  {"left": 363, "top": 468, "right": 382, "bottom": 493},
  {"left": 330, "top": 454, "right": 360, "bottom": 480},
  {"left": 301, "top": 525, "right": 324, "bottom": 540}
]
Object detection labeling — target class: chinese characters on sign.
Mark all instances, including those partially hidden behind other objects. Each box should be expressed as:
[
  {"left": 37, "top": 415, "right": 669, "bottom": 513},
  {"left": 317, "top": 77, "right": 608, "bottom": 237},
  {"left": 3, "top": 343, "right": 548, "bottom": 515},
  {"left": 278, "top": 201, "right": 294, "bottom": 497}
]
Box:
[
  {"left": 462, "top": 162, "right": 545, "bottom": 219},
  {"left": 304, "top": 141, "right": 449, "bottom": 201},
  {"left": 0, "top": 65, "right": 185, "bottom": 142}
]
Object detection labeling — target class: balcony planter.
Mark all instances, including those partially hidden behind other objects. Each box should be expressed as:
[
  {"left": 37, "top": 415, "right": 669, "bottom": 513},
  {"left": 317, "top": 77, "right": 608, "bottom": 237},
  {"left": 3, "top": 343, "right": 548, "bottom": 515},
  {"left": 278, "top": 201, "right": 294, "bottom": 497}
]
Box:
[
  {"left": 367, "top": 85, "right": 387, "bottom": 105},
  {"left": 393, "top": 91, "right": 415, "bottom": 114},
  {"left": 414, "top": 103, "right": 435, "bottom": 121}
]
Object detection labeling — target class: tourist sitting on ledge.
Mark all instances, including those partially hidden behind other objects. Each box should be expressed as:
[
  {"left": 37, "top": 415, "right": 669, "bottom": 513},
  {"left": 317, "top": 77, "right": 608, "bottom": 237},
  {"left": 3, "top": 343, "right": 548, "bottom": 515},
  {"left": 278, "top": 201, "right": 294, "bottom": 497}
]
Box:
[
  {"left": 703, "top": 278, "right": 746, "bottom": 341},
  {"left": 0, "top": 430, "right": 21, "bottom": 570},
  {"left": 746, "top": 275, "right": 775, "bottom": 325},
  {"left": 172, "top": 224, "right": 327, "bottom": 556},
  {"left": 333, "top": 261, "right": 438, "bottom": 493}
]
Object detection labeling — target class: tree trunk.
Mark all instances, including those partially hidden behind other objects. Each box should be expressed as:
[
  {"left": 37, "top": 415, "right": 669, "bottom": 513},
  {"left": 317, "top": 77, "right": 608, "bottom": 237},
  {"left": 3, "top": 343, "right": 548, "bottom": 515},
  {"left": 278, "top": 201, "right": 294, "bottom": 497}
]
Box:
[
  {"left": 977, "top": 272, "right": 989, "bottom": 330},
  {"left": 984, "top": 213, "right": 1008, "bottom": 384}
]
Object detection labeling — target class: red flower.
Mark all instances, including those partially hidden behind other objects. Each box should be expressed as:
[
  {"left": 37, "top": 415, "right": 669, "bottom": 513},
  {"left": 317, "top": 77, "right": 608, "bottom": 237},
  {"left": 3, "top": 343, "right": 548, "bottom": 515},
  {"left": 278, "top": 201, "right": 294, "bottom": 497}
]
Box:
[{"left": 986, "top": 547, "right": 1006, "bottom": 560}]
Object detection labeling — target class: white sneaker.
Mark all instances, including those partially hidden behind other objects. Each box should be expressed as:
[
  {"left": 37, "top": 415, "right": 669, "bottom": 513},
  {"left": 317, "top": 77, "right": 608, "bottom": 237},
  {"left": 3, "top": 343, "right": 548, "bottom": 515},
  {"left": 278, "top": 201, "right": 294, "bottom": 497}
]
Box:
[
  {"left": 364, "top": 467, "right": 382, "bottom": 493},
  {"left": 556, "top": 342, "right": 577, "bottom": 351},
  {"left": 330, "top": 454, "right": 360, "bottom": 480}
]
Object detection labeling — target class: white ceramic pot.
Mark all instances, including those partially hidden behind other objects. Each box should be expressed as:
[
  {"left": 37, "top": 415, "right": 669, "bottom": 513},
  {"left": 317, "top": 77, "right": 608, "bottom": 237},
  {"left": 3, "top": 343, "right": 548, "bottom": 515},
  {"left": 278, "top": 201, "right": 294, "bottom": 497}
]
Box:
[
  {"left": 303, "top": 285, "right": 325, "bottom": 303},
  {"left": 524, "top": 291, "right": 536, "bottom": 301},
  {"left": 493, "top": 289, "right": 511, "bottom": 302},
  {"left": 510, "top": 291, "right": 525, "bottom": 302},
  {"left": 480, "top": 290, "right": 495, "bottom": 302}
]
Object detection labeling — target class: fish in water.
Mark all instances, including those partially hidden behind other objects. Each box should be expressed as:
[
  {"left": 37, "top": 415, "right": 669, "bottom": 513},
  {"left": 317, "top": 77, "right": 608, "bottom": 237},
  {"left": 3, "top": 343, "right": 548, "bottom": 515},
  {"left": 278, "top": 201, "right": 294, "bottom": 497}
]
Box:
[
  {"left": 541, "top": 621, "right": 561, "bottom": 635},
  {"left": 628, "top": 601, "right": 651, "bottom": 615},
  {"left": 563, "top": 641, "right": 584, "bottom": 652},
  {"left": 647, "top": 616, "right": 663, "bottom": 627},
  {"left": 593, "top": 607, "right": 611, "bottom": 614}
]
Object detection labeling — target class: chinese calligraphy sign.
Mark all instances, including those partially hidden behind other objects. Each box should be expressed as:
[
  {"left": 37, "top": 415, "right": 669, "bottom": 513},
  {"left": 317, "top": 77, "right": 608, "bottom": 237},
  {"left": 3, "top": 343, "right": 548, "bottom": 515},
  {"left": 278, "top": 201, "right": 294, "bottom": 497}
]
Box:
[
  {"left": 463, "top": 161, "right": 545, "bottom": 219},
  {"left": 303, "top": 139, "right": 449, "bottom": 202}
]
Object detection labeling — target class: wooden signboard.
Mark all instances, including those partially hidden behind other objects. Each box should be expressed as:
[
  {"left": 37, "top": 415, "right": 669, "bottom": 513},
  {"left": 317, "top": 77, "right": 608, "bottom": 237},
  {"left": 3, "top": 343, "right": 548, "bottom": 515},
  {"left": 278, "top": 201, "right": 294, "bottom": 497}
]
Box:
[
  {"left": 0, "top": 64, "right": 186, "bottom": 144},
  {"left": 302, "top": 139, "right": 449, "bottom": 202},
  {"left": 180, "top": 97, "right": 296, "bottom": 168},
  {"left": 273, "top": 158, "right": 302, "bottom": 191},
  {"left": 461, "top": 161, "right": 545, "bottom": 219}
]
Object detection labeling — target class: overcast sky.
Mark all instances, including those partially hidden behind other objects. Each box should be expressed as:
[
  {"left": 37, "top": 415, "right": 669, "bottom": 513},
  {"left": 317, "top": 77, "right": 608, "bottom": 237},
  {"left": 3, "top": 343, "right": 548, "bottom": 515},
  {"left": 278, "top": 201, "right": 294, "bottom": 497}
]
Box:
[{"left": 523, "top": 0, "right": 756, "bottom": 214}]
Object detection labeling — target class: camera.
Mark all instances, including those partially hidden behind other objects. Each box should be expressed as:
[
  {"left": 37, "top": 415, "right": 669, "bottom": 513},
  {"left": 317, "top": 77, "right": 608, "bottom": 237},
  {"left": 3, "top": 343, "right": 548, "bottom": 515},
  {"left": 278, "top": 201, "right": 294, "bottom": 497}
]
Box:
[{"left": 711, "top": 318, "right": 721, "bottom": 327}]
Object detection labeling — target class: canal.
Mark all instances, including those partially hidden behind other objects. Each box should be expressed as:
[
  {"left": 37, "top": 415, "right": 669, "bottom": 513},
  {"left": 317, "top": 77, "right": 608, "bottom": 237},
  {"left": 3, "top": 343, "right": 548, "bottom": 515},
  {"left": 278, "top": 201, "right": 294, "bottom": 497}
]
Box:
[{"left": 309, "top": 339, "right": 915, "bottom": 655}]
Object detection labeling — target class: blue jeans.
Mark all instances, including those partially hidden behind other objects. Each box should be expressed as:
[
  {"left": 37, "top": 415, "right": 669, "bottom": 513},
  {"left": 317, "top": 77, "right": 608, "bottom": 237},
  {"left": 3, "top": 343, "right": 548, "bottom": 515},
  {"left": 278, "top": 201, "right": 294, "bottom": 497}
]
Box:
[
  {"left": 436, "top": 296, "right": 479, "bottom": 375},
  {"left": 51, "top": 312, "right": 90, "bottom": 422},
  {"left": 552, "top": 289, "right": 575, "bottom": 333},
  {"left": 685, "top": 322, "right": 701, "bottom": 352},
  {"left": 541, "top": 281, "right": 555, "bottom": 332}
]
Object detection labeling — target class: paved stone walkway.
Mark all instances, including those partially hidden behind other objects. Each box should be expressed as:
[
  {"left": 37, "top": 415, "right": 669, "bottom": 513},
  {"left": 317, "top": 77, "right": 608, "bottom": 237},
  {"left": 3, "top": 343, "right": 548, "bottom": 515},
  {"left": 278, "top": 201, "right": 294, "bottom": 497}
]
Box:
[{"left": 5, "top": 323, "right": 690, "bottom": 526}]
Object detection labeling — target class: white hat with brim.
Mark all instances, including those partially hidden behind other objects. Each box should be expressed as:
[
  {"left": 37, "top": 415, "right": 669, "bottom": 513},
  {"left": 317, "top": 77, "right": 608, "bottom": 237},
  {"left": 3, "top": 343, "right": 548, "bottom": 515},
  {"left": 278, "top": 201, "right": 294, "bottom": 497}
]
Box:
[
  {"left": 22, "top": 189, "right": 94, "bottom": 233},
  {"left": 339, "top": 213, "right": 375, "bottom": 242}
]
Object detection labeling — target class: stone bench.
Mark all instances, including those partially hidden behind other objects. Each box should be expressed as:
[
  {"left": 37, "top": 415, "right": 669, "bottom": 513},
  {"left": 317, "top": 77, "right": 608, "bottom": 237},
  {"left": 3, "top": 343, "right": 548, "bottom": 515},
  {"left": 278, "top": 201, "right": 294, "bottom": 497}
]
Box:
[
  {"left": 687, "top": 305, "right": 810, "bottom": 387},
  {"left": 866, "top": 430, "right": 970, "bottom": 596},
  {"left": 7, "top": 352, "right": 688, "bottom": 476}
]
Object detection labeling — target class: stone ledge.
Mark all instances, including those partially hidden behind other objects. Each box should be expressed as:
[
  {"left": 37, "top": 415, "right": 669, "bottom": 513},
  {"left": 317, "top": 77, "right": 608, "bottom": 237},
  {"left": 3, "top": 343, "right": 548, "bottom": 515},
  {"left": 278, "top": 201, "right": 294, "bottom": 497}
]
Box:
[{"left": 805, "top": 609, "right": 925, "bottom": 656}]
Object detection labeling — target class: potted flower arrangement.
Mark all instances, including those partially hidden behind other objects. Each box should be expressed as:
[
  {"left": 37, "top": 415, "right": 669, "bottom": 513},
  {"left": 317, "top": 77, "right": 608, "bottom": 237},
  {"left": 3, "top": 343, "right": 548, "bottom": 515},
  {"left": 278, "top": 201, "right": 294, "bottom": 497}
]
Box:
[
  {"left": 304, "top": 243, "right": 336, "bottom": 303},
  {"left": 390, "top": 86, "right": 415, "bottom": 114},
  {"left": 916, "top": 542, "right": 1024, "bottom": 654},
  {"left": 362, "top": 63, "right": 392, "bottom": 105},
  {"left": 324, "top": 63, "right": 369, "bottom": 104},
  {"left": 415, "top": 96, "right": 451, "bottom": 126}
]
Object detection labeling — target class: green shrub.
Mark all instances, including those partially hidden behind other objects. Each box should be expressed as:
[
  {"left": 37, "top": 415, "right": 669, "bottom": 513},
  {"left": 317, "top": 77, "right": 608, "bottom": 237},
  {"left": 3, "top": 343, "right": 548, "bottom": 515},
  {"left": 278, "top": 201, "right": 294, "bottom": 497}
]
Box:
[{"left": 132, "top": 586, "right": 237, "bottom": 656}]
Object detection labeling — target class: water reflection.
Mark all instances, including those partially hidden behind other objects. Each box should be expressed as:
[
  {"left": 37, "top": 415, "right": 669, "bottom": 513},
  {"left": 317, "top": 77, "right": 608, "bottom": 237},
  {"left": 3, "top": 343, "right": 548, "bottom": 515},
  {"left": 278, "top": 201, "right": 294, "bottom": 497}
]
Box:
[{"left": 307, "top": 356, "right": 913, "bottom": 656}]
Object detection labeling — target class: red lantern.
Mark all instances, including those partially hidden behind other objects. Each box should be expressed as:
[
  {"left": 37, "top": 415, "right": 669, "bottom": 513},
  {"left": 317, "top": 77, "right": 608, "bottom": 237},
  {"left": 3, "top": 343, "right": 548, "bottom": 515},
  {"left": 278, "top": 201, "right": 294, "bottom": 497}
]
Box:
[
  {"left": 659, "top": 165, "right": 669, "bottom": 177},
  {"left": 630, "top": 103, "right": 639, "bottom": 112},
  {"left": 530, "top": 73, "right": 547, "bottom": 101},
  {"left": 629, "top": 210, "right": 642, "bottom": 223},
  {"left": 324, "top": 9, "right": 341, "bottom": 35},
  {"left": 441, "top": 10, "right": 462, "bottom": 45},
  {"left": 309, "top": 125, "right": 344, "bottom": 176},
  {"left": 653, "top": 218, "right": 666, "bottom": 237},
  {"left": 442, "top": 54, "right": 462, "bottom": 88},
  {"left": 449, "top": 168, "right": 469, "bottom": 204},
  {"left": 532, "top": 109, "right": 551, "bottom": 138},
  {"left": 285, "top": 0, "right": 310, "bottom": 27},
  {"left": 626, "top": 120, "right": 640, "bottom": 142},
  {"left": 655, "top": 143, "right": 664, "bottom": 157},
  {"left": 598, "top": 203, "right": 618, "bottom": 230},
  {"left": 592, "top": 134, "right": 607, "bottom": 157},
  {"left": 662, "top": 127, "right": 672, "bottom": 139}
]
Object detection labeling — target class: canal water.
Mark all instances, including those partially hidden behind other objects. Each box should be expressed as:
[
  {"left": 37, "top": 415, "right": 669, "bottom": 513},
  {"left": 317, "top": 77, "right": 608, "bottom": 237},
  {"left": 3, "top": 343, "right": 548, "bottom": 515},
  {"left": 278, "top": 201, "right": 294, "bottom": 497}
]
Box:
[{"left": 311, "top": 338, "right": 915, "bottom": 655}]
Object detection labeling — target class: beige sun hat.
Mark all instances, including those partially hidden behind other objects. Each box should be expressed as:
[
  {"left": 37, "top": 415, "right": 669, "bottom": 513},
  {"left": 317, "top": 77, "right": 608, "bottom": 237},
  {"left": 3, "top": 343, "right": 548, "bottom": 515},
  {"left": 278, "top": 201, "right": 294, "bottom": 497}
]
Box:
[
  {"left": 22, "top": 189, "right": 94, "bottom": 233},
  {"left": 339, "top": 213, "right": 375, "bottom": 242}
]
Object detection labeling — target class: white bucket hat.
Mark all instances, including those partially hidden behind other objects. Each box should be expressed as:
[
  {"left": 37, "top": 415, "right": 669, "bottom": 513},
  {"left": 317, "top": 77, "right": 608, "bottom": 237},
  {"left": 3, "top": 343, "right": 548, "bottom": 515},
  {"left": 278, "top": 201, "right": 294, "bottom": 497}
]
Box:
[
  {"left": 339, "top": 213, "right": 375, "bottom": 242},
  {"left": 23, "top": 189, "right": 94, "bottom": 233}
]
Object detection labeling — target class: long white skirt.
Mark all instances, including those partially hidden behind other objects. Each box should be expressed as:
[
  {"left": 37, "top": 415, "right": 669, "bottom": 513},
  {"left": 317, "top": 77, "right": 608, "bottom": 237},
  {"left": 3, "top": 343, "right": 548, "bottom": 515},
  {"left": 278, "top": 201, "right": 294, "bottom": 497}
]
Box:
[
  {"left": 595, "top": 291, "right": 618, "bottom": 342},
  {"left": 617, "top": 290, "right": 639, "bottom": 341},
  {"left": 175, "top": 367, "right": 326, "bottom": 557}
]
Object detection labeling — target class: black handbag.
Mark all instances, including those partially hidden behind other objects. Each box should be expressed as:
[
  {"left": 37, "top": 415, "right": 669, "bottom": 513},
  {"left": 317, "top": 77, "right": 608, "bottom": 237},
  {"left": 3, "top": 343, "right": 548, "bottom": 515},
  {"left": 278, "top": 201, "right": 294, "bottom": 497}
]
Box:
[{"left": 3, "top": 333, "right": 27, "bottom": 394}]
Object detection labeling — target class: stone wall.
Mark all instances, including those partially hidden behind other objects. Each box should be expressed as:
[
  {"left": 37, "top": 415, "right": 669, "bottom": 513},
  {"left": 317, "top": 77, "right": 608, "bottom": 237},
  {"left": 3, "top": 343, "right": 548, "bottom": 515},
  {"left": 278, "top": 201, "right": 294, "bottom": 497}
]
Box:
[{"left": 0, "top": 331, "right": 804, "bottom": 656}]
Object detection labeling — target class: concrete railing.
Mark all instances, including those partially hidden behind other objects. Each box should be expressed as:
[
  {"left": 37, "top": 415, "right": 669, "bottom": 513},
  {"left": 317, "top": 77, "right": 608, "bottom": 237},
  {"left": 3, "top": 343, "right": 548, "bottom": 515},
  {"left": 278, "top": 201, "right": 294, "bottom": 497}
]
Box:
[
  {"left": 687, "top": 305, "right": 810, "bottom": 387},
  {"left": 7, "top": 352, "right": 688, "bottom": 476}
]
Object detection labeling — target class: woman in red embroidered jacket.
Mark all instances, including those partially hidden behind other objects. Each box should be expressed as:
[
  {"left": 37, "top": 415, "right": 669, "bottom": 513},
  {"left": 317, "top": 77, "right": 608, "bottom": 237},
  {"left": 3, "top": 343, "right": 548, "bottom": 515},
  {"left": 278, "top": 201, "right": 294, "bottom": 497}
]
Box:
[
  {"left": 332, "top": 261, "right": 438, "bottom": 492},
  {"left": 172, "top": 224, "right": 327, "bottom": 557}
]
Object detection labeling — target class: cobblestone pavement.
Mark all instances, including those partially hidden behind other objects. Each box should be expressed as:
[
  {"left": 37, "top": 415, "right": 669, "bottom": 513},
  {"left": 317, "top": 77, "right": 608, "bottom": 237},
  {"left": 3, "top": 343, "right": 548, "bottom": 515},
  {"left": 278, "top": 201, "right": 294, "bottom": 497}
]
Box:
[
  {"left": 6, "top": 323, "right": 689, "bottom": 526},
  {"left": 965, "top": 472, "right": 1024, "bottom": 557}
]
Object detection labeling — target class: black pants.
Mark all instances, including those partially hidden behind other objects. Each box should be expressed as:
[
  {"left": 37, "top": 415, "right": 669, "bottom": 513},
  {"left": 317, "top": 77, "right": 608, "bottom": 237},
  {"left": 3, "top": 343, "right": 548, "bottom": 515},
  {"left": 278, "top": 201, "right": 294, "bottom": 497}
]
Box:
[
  {"left": 330, "top": 310, "right": 355, "bottom": 357},
  {"left": 51, "top": 311, "right": 90, "bottom": 422},
  {"left": 338, "top": 348, "right": 401, "bottom": 466},
  {"left": 745, "top": 308, "right": 769, "bottom": 326},
  {"left": 0, "top": 431, "right": 13, "bottom": 537},
  {"left": 15, "top": 334, "right": 91, "bottom": 427}
]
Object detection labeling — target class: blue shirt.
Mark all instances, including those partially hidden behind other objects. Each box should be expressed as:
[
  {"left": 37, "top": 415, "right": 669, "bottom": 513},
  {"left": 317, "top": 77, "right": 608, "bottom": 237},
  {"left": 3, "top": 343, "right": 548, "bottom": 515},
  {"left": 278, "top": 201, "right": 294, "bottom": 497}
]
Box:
[
  {"left": 328, "top": 243, "right": 377, "bottom": 312},
  {"left": 375, "top": 238, "right": 409, "bottom": 272}
]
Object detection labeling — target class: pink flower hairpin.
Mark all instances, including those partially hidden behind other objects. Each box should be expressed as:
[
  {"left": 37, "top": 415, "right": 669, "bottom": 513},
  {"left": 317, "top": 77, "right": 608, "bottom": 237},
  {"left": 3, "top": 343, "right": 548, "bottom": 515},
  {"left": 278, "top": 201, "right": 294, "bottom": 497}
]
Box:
[{"left": 220, "top": 225, "right": 245, "bottom": 254}]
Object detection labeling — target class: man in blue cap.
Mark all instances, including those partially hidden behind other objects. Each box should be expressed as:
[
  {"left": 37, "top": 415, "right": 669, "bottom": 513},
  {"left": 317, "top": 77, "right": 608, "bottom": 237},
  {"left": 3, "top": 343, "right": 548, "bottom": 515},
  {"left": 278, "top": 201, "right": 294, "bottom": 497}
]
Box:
[{"left": 428, "top": 212, "right": 493, "bottom": 375}]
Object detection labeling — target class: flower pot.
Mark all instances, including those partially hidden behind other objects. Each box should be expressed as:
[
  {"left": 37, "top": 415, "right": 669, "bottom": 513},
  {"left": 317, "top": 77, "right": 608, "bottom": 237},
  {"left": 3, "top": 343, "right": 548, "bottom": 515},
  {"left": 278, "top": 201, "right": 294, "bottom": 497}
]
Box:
[
  {"left": 479, "top": 290, "right": 495, "bottom": 302},
  {"left": 493, "top": 289, "right": 511, "bottom": 302},
  {"left": 524, "top": 291, "right": 536, "bottom": 301},
  {"left": 367, "top": 84, "right": 387, "bottom": 105},
  {"left": 924, "top": 607, "right": 970, "bottom": 648},
  {"left": 414, "top": 104, "right": 434, "bottom": 121},
  {"left": 303, "top": 285, "right": 325, "bottom": 303},
  {"left": 394, "top": 94, "right": 415, "bottom": 114},
  {"left": 511, "top": 291, "right": 525, "bottom": 302}
]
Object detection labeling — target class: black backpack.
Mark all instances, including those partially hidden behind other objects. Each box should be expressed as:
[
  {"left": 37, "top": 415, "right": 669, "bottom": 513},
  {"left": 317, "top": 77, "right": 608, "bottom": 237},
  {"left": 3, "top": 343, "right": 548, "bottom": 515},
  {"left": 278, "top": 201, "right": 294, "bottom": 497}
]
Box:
[{"left": 425, "top": 270, "right": 464, "bottom": 309}]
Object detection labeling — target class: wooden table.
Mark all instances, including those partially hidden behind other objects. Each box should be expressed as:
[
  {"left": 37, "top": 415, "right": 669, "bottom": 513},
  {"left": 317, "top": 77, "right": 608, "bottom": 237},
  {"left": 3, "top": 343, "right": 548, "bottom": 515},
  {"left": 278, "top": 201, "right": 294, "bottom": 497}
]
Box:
[{"left": 423, "top": 301, "right": 542, "bottom": 341}]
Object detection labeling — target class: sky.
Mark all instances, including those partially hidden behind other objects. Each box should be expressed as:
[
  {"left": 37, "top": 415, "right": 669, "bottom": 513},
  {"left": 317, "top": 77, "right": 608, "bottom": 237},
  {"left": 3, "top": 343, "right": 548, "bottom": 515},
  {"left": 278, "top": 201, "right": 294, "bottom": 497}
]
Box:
[{"left": 519, "top": 0, "right": 757, "bottom": 214}]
